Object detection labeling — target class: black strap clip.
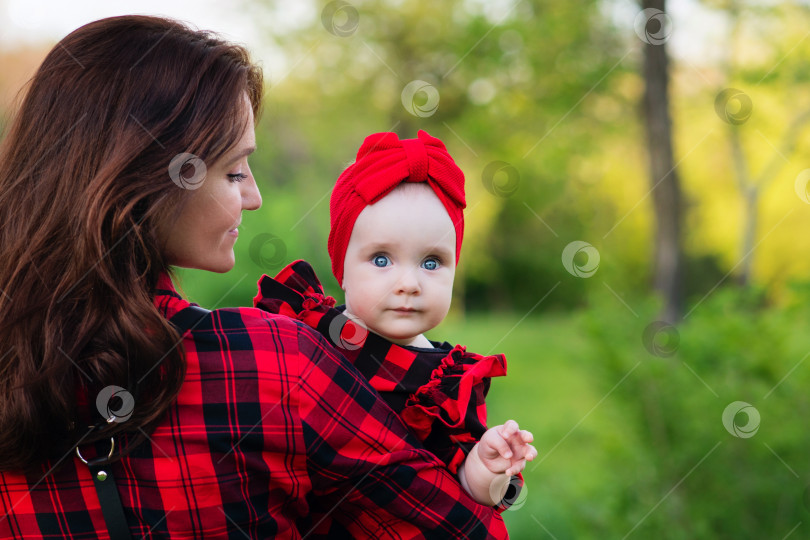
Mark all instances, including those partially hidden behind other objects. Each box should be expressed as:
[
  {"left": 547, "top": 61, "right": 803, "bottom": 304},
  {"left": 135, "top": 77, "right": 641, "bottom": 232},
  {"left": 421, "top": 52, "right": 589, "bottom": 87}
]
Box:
[{"left": 76, "top": 436, "right": 133, "bottom": 540}]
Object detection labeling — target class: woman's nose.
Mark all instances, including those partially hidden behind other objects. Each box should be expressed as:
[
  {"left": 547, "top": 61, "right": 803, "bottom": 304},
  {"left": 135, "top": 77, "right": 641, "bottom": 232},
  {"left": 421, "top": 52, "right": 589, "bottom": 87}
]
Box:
[{"left": 242, "top": 169, "right": 262, "bottom": 211}]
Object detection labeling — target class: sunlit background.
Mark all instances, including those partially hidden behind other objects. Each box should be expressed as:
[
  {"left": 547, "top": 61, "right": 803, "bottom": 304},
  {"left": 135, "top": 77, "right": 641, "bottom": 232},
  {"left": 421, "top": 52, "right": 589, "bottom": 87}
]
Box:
[{"left": 3, "top": 0, "right": 810, "bottom": 538}]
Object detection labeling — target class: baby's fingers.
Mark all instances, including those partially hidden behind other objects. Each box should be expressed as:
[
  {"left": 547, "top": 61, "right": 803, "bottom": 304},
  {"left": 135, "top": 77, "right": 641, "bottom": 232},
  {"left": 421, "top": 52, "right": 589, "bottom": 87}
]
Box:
[
  {"left": 486, "top": 429, "right": 515, "bottom": 460},
  {"left": 499, "top": 419, "right": 520, "bottom": 439},
  {"left": 505, "top": 459, "right": 527, "bottom": 476}
]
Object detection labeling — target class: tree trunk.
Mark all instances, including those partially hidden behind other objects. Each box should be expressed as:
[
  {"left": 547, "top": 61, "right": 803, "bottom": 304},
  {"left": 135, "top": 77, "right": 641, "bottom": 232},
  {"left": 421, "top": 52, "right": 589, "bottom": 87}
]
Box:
[
  {"left": 739, "top": 186, "right": 758, "bottom": 285},
  {"left": 727, "top": 125, "right": 756, "bottom": 286},
  {"left": 726, "top": 96, "right": 810, "bottom": 286},
  {"left": 641, "top": 0, "right": 683, "bottom": 323}
]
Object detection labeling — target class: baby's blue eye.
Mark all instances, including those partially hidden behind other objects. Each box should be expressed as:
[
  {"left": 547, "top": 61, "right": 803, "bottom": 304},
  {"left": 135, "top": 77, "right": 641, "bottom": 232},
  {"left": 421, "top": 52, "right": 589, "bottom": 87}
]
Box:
[
  {"left": 373, "top": 255, "right": 390, "bottom": 267},
  {"left": 422, "top": 258, "right": 439, "bottom": 270}
]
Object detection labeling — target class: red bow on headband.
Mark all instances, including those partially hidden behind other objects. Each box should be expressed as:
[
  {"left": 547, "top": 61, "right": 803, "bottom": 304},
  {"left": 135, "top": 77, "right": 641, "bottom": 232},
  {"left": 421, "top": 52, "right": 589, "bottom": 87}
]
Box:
[{"left": 328, "top": 130, "right": 466, "bottom": 285}]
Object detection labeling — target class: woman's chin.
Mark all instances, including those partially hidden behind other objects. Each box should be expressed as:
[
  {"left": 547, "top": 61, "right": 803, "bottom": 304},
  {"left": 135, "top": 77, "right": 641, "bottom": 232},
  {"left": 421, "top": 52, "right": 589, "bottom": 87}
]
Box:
[
  {"left": 210, "top": 257, "right": 236, "bottom": 273},
  {"left": 178, "top": 254, "right": 236, "bottom": 273}
]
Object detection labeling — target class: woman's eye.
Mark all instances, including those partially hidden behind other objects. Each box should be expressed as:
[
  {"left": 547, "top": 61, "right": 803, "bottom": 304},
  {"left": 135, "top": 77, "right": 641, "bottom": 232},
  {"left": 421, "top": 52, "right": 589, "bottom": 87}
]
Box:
[
  {"left": 372, "top": 255, "right": 390, "bottom": 267},
  {"left": 422, "top": 258, "right": 439, "bottom": 270},
  {"left": 227, "top": 173, "right": 247, "bottom": 183}
]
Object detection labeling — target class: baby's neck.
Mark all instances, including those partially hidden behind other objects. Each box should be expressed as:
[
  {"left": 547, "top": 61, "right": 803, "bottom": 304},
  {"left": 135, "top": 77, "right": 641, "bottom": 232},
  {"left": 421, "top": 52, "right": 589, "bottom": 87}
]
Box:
[{"left": 395, "top": 333, "right": 433, "bottom": 348}]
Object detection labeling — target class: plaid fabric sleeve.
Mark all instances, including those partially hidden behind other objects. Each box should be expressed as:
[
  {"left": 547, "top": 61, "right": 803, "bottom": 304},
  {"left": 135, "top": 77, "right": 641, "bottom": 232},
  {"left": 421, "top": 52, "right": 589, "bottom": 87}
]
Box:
[
  {"left": 294, "top": 325, "right": 509, "bottom": 539},
  {"left": 254, "top": 260, "right": 523, "bottom": 515}
]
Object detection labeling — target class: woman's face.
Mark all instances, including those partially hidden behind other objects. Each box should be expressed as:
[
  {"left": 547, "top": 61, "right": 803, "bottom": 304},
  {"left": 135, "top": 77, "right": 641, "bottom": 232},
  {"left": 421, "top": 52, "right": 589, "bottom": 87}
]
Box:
[{"left": 160, "top": 98, "right": 262, "bottom": 272}]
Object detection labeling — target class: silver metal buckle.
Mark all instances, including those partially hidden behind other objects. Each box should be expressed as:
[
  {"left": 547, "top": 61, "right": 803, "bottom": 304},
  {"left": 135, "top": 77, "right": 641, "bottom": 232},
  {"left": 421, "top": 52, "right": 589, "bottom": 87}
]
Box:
[{"left": 75, "top": 437, "right": 115, "bottom": 465}]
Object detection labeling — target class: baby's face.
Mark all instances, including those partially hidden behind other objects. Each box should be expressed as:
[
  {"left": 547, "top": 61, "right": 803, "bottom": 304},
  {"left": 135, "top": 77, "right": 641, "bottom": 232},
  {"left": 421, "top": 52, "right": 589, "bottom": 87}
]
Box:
[{"left": 341, "top": 183, "right": 456, "bottom": 347}]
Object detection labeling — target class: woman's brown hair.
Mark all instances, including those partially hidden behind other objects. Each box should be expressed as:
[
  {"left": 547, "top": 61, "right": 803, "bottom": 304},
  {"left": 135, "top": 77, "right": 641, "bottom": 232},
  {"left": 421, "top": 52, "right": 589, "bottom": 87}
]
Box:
[{"left": 0, "top": 15, "right": 263, "bottom": 472}]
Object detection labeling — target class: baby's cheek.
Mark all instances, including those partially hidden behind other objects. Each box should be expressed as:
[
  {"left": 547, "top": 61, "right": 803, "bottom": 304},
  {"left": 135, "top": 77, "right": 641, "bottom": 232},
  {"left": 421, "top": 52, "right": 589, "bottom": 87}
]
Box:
[
  {"left": 439, "top": 285, "right": 454, "bottom": 316},
  {"left": 345, "top": 291, "right": 376, "bottom": 326}
]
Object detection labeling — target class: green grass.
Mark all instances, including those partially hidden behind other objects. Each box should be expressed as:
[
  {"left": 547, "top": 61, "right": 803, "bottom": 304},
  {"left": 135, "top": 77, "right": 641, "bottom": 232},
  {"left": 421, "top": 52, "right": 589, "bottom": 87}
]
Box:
[
  {"left": 433, "top": 298, "right": 810, "bottom": 539},
  {"left": 434, "top": 312, "right": 638, "bottom": 538}
]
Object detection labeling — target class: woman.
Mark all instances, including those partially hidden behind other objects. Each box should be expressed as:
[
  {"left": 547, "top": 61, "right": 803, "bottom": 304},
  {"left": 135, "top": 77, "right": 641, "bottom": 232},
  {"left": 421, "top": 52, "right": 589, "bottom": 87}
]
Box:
[{"left": 0, "top": 16, "right": 508, "bottom": 539}]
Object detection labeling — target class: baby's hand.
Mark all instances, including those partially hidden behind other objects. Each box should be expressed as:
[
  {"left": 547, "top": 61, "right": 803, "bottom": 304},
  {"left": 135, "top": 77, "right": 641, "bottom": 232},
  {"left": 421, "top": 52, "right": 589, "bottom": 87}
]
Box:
[{"left": 477, "top": 419, "right": 537, "bottom": 477}]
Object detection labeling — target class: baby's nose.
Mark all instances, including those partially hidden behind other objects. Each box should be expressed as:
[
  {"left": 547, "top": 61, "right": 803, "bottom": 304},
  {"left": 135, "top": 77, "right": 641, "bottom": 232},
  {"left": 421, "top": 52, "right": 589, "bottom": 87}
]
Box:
[{"left": 395, "top": 269, "right": 421, "bottom": 294}]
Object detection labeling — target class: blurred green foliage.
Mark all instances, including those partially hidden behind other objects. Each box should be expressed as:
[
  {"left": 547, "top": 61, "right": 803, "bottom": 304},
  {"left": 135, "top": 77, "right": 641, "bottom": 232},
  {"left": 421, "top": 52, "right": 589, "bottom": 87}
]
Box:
[
  {"left": 176, "top": 1, "right": 810, "bottom": 313},
  {"left": 435, "top": 284, "right": 810, "bottom": 538},
  {"left": 178, "top": 0, "right": 636, "bottom": 310}
]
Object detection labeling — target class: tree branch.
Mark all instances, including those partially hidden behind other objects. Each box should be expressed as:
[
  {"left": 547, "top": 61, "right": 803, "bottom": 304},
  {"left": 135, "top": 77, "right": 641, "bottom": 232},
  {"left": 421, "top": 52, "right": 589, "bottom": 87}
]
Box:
[{"left": 754, "top": 107, "right": 810, "bottom": 188}]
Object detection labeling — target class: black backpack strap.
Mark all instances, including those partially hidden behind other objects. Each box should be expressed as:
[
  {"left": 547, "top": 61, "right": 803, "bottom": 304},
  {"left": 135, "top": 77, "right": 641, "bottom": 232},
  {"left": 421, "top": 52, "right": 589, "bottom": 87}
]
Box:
[
  {"left": 88, "top": 447, "right": 132, "bottom": 539},
  {"left": 169, "top": 304, "right": 211, "bottom": 333},
  {"left": 74, "top": 438, "right": 133, "bottom": 540},
  {"left": 68, "top": 305, "right": 210, "bottom": 539}
]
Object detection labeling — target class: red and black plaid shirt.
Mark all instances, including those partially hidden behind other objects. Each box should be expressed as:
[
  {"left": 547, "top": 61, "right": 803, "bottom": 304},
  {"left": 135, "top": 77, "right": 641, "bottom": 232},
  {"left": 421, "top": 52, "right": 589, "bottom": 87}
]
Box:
[
  {"left": 0, "top": 273, "right": 508, "bottom": 539},
  {"left": 253, "top": 260, "right": 509, "bottom": 476}
]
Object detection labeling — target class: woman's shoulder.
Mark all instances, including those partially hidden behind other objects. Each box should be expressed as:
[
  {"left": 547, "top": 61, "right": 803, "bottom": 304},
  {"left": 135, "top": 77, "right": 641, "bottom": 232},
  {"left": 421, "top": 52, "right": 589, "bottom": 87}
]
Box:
[
  {"left": 191, "top": 305, "right": 346, "bottom": 369},
  {"left": 155, "top": 272, "right": 348, "bottom": 372},
  {"left": 190, "top": 305, "right": 323, "bottom": 350},
  {"left": 156, "top": 272, "right": 308, "bottom": 334},
  {"left": 209, "top": 304, "right": 306, "bottom": 330}
]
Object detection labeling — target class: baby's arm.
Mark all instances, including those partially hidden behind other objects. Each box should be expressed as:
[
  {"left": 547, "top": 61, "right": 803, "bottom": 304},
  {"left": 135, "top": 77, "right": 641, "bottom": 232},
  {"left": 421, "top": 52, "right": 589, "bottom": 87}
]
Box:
[{"left": 457, "top": 420, "right": 537, "bottom": 507}]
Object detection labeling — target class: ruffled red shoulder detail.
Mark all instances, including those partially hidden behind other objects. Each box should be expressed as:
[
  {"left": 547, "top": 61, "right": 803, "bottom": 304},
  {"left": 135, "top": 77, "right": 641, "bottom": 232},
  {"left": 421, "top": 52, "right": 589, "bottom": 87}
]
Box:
[
  {"left": 254, "top": 260, "right": 338, "bottom": 327},
  {"left": 400, "top": 345, "right": 506, "bottom": 474}
]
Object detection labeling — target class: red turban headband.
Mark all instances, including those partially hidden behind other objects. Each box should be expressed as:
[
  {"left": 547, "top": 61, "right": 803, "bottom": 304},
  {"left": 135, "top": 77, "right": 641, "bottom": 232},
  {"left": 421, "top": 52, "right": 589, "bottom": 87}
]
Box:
[{"left": 328, "top": 130, "right": 466, "bottom": 286}]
